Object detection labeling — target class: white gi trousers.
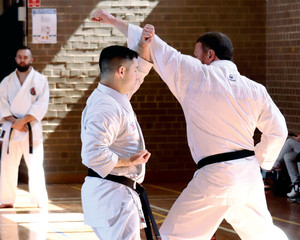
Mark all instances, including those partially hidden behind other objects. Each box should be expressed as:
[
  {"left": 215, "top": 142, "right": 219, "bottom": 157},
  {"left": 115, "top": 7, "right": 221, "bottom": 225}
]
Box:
[
  {"left": 0, "top": 136, "right": 48, "bottom": 206},
  {"left": 82, "top": 177, "right": 143, "bottom": 240},
  {"left": 160, "top": 160, "right": 289, "bottom": 240}
]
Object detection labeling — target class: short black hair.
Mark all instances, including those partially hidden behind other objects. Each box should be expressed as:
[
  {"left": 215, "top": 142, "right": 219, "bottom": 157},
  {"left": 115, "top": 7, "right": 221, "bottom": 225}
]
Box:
[
  {"left": 196, "top": 32, "right": 233, "bottom": 61},
  {"left": 99, "top": 45, "right": 138, "bottom": 75},
  {"left": 16, "top": 46, "right": 32, "bottom": 57}
]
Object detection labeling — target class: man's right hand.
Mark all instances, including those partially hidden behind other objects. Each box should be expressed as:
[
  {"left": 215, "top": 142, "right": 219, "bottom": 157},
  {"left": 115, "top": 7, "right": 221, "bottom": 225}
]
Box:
[{"left": 4, "top": 116, "right": 16, "bottom": 124}]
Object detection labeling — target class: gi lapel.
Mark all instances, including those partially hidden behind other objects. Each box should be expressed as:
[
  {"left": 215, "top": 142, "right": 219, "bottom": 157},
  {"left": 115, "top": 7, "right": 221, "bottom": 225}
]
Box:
[{"left": 10, "top": 69, "right": 35, "bottom": 118}]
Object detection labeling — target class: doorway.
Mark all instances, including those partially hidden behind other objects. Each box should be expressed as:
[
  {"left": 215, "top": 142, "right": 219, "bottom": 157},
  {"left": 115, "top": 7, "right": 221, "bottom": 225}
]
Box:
[{"left": 0, "top": 0, "right": 25, "bottom": 81}]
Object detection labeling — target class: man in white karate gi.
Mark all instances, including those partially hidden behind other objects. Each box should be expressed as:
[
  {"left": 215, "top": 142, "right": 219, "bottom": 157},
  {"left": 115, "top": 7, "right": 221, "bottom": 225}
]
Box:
[
  {"left": 81, "top": 44, "right": 157, "bottom": 239},
  {"left": 91, "top": 8, "right": 289, "bottom": 240},
  {"left": 0, "top": 46, "right": 49, "bottom": 209}
]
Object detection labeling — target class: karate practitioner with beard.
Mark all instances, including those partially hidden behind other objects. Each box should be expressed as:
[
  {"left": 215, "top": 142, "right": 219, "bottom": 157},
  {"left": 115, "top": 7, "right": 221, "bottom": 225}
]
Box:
[
  {"left": 0, "top": 46, "right": 49, "bottom": 209},
  {"left": 81, "top": 44, "right": 157, "bottom": 239},
  {"left": 91, "top": 8, "right": 289, "bottom": 240}
]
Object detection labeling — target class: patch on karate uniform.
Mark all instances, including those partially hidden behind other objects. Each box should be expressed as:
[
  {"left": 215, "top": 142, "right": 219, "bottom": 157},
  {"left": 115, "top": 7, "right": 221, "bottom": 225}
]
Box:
[
  {"left": 228, "top": 74, "right": 235, "bottom": 81},
  {"left": 130, "top": 121, "right": 136, "bottom": 131},
  {"left": 30, "top": 87, "right": 36, "bottom": 96}
]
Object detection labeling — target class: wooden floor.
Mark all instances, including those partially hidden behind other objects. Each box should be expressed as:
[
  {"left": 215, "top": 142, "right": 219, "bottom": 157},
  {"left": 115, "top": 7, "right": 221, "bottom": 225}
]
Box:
[{"left": 0, "top": 182, "right": 299, "bottom": 240}]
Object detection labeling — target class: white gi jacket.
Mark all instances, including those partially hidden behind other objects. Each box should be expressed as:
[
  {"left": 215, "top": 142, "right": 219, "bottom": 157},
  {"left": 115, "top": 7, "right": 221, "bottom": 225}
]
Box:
[
  {"left": 127, "top": 24, "right": 288, "bottom": 203},
  {"left": 81, "top": 57, "right": 152, "bottom": 230},
  {"left": 0, "top": 68, "right": 49, "bottom": 144}
]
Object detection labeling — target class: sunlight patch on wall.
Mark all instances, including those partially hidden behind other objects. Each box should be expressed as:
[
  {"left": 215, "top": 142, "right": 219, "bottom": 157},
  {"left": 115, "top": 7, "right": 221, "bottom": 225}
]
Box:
[{"left": 40, "top": 0, "right": 159, "bottom": 136}]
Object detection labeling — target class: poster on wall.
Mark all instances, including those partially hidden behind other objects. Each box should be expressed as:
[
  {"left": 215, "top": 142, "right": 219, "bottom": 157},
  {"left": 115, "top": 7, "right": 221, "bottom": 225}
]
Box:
[{"left": 32, "top": 9, "right": 57, "bottom": 44}]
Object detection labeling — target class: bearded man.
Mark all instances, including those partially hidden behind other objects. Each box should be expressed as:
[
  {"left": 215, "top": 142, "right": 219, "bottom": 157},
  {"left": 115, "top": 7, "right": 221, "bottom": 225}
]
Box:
[{"left": 0, "top": 46, "right": 49, "bottom": 209}]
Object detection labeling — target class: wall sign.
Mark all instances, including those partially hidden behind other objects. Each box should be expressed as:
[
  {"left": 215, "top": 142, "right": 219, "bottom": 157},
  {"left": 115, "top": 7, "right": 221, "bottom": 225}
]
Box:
[
  {"left": 32, "top": 9, "right": 57, "bottom": 44},
  {"left": 28, "top": 0, "right": 41, "bottom": 8}
]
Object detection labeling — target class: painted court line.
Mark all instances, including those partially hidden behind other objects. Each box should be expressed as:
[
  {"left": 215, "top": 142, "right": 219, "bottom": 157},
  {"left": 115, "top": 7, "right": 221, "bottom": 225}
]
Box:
[
  {"left": 147, "top": 184, "right": 182, "bottom": 194},
  {"left": 151, "top": 204, "right": 237, "bottom": 235},
  {"left": 72, "top": 183, "right": 300, "bottom": 227},
  {"left": 272, "top": 216, "right": 300, "bottom": 226},
  {"left": 149, "top": 184, "right": 300, "bottom": 227}
]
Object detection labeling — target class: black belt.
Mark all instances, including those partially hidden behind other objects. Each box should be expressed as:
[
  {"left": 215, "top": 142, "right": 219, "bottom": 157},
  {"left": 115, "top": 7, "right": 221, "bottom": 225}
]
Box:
[
  {"left": 87, "top": 168, "right": 161, "bottom": 240},
  {"left": 197, "top": 149, "right": 255, "bottom": 169},
  {"left": 7, "top": 122, "right": 33, "bottom": 154},
  {"left": 0, "top": 129, "right": 4, "bottom": 160}
]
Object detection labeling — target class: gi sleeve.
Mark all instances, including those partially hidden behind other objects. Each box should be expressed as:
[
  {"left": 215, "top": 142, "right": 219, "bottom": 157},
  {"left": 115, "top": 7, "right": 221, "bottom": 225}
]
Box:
[
  {"left": 0, "top": 77, "right": 13, "bottom": 121},
  {"left": 127, "top": 57, "right": 153, "bottom": 99},
  {"left": 81, "top": 103, "right": 121, "bottom": 177},
  {"left": 255, "top": 87, "right": 288, "bottom": 170},
  {"left": 28, "top": 75, "right": 50, "bottom": 121},
  {"left": 127, "top": 24, "right": 206, "bottom": 104}
]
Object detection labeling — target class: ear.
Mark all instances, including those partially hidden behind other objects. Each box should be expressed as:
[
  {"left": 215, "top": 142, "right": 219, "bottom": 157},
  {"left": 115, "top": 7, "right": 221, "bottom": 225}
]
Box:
[
  {"left": 207, "top": 49, "right": 215, "bottom": 64},
  {"left": 30, "top": 57, "right": 34, "bottom": 64},
  {"left": 117, "top": 66, "right": 126, "bottom": 79}
]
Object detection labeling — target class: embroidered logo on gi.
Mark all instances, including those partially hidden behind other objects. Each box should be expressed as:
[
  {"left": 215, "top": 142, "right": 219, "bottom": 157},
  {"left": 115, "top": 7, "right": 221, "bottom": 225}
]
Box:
[
  {"left": 30, "top": 87, "right": 36, "bottom": 96},
  {"left": 228, "top": 74, "right": 235, "bottom": 81},
  {"left": 130, "top": 121, "right": 136, "bottom": 131}
]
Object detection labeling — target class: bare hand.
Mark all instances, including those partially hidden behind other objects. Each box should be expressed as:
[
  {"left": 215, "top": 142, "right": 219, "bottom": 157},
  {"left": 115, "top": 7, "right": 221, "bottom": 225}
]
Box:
[
  {"left": 137, "top": 24, "right": 155, "bottom": 62},
  {"left": 91, "top": 8, "right": 115, "bottom": 24},
  {"left": 12, "top": 118, "right": 28, "bottom": 132},
  {"left": 129, "top": 150, "right": 151, "bottom": 165},
  {"left": 292, "top": 134, "right": 300, "bottom": 142},
  {"left": 4, "top": 116, "right": 16, "bottom": 124},
  {"left": 140, "top": 24, "right": 155, "bottom": 46}
]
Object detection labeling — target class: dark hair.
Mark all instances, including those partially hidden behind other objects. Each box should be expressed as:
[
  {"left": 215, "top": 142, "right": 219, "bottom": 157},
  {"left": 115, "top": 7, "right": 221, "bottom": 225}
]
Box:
[
  {"left": 196, "top": 32, "right": 233, "bottom": 61},
  {"left": 16, "top": 46, "right": 33, "bottom": 57},
  {"left": 99, "top": 45, "right": 138, "bottom": 75}
]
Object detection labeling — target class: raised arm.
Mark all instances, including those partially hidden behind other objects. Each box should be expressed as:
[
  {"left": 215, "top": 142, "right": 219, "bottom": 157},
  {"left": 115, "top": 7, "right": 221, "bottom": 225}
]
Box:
[
  {"left": 137, "top": 24, "right": 155, "bottom": 63},
  {"left": 91, "top": 8, "right": 128, "bottom": 36}
]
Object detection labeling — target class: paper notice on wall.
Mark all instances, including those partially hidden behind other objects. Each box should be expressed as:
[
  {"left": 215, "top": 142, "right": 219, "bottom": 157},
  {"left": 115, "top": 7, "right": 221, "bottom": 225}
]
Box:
[{"left": 32, "top": 9, "right": 57, "bottom": 44}]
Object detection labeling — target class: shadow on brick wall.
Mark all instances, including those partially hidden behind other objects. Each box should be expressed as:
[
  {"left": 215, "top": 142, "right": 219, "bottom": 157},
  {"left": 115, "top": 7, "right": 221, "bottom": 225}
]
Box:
[{"left": 20, "top": 0, "right": 266, "bottom": 184}]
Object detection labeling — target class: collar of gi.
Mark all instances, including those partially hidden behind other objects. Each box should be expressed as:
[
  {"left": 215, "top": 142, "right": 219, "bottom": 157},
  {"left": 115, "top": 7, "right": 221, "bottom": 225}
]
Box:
[
  {"left": 97, "top": 83, "right": 134, "bottom": 113},
  {"left": 210, "top": 59, "right": 238, "bottom": 71}
]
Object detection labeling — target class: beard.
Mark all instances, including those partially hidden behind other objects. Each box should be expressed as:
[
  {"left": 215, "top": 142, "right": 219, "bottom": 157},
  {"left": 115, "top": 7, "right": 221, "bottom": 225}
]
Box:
[{"left": 16, "top": 63, "right": 31, "bottom": 72}]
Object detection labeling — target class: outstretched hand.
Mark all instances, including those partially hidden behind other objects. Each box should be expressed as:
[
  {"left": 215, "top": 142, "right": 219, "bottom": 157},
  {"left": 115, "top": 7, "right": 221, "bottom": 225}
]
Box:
[
  {"left": 91, "top": 8, "right": 115, "bottom": 24},
  {"left": 91, "top": 8, "right": 128, "bottom": 36}
]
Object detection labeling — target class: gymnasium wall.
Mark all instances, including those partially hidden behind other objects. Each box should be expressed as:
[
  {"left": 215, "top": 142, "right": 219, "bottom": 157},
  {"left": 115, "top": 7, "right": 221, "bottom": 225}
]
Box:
[{"left": 21, "top": 0, "right": 299, "bottom": 183}]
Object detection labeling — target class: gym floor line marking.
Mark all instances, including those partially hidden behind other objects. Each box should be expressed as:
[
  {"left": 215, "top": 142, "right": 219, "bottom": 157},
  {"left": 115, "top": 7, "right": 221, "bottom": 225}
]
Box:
[
  {"left": 149, "top": 185, "right": 300, "bottom": 228},
  {"left": 72, "top": 184, "right": 300, "bottom": 227},
  {"left": 147, "top": 184, "right": 182, "bottom": 194},
  {"left": 272, "top": 216, "right": 300, "bottom": 226},
  {"left": 151, "top": 205, "right": 238, "bottom": 235},
  {"left": 71, "top": 186, "right": 82, "bottom": 191}
]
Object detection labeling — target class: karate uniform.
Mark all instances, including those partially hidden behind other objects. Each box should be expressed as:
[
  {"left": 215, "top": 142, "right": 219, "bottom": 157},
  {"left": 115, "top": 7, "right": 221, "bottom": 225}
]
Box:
[
  {"left": 0, "top": 68, "right": 49, "bottom": 207},
  {"left": 127, "top": 24, "right": 289, "bottom": 240},
  {"left": 81, "top": 57, "right": 152, "bottom": 240}
]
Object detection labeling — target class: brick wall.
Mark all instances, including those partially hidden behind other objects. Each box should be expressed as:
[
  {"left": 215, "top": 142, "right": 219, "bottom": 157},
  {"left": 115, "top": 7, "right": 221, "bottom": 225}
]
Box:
[
  {"left": 22, "top": 0, "right": 269, "bottom": 183},
  {"left": 266, "top": 0, "right": 300, "bottom": 134}
]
